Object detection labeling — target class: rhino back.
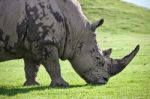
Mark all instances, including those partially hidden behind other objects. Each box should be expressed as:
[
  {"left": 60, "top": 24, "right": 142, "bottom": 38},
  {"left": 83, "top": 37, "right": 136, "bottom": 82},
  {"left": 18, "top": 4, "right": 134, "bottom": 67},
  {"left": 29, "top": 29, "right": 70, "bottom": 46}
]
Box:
[{"left": 0, "top": 0, "right": 67, "bottom": 61}]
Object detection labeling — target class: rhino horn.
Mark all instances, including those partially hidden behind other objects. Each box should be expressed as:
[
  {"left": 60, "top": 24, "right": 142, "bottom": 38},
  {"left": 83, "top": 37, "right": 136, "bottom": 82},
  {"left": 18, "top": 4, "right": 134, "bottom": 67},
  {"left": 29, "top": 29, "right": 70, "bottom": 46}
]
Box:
[
  {"left": 90, "top": 18, "right": 104, "bottom": 31},
  {"left": 109, "top": 45, "right": 140, "bottom": 76},
  {"left": 103, "top": 48, "right": 112, "bottom": 57}
]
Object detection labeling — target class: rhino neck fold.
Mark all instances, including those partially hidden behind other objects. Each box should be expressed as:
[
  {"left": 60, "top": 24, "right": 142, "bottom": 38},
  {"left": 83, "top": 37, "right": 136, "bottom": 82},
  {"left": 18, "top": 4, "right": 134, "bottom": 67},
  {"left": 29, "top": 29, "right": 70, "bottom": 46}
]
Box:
[
  {"left": 56, "top": 0, "right": 89, "bottom": 60},
  {"left": 60, "top": 18, "right": 86, "bottom": 60}
]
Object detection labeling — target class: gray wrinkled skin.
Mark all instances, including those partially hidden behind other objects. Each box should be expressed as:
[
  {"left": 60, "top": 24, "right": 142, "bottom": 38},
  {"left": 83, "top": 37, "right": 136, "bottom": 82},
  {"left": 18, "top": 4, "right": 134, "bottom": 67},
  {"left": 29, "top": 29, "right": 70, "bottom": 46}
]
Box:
[{"left": 0, "top": 0, "right": 139, "bottom": 87}]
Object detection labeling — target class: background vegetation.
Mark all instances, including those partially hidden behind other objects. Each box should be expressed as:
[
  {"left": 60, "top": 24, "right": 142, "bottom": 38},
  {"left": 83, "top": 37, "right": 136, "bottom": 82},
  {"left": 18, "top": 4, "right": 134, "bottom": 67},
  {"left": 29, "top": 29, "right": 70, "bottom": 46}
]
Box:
[{"left": 0, "top": 0, "right": 150, "bottom": 98}]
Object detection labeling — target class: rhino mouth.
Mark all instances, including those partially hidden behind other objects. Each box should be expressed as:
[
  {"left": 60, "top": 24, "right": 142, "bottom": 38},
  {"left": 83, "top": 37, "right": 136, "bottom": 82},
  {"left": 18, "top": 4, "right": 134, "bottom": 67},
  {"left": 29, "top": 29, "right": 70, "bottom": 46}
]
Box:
[
  {"left": 83, "top": 76, "right": 109, "bottom": 85},
  {"left": 93, "top": 78, "right": 108, "bottom": 85},
  {"left": 97, "top": 77, "right": 109, "bottom": 84}
]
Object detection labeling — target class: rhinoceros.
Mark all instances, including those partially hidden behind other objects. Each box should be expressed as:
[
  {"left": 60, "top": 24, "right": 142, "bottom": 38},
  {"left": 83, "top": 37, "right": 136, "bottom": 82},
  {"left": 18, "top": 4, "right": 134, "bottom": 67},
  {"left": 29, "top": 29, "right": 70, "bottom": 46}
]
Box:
[{"left": 0, "top": 0, "right": 139, "bottom": 87}]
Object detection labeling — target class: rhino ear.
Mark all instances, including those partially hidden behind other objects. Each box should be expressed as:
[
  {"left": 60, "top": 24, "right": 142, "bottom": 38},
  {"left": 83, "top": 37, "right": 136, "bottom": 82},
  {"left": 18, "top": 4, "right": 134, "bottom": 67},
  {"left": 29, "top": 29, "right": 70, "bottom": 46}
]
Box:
[
  {"left": 103, "top": 48, "right": 112, "bottom": 57},
  {"left": 90, "top": 18, "right": 104, "bottom": 31}
]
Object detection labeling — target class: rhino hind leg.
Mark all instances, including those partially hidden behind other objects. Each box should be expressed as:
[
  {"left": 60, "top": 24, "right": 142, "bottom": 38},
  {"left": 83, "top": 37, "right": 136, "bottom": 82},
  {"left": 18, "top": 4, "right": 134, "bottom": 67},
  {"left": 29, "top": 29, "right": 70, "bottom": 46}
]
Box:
[
  {"left": 42, "top": 46, "right": 69, "bottom": 87},
  {"left": 23, "top": 58, "right": 40, "bottom": 86}
]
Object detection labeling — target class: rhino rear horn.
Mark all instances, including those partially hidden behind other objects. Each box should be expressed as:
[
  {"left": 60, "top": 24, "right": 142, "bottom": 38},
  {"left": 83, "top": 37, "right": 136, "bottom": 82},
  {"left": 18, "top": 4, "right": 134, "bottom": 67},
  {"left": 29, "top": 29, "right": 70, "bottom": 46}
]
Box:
[
  {"left": 103, "top": 48, "right": 112, "bottom": 57},
  {"left": 91, "top": 18, "right": 104, "bottom": 31},
  {"left": 110, "top": 45, "right": 140, "bottom": 76}
]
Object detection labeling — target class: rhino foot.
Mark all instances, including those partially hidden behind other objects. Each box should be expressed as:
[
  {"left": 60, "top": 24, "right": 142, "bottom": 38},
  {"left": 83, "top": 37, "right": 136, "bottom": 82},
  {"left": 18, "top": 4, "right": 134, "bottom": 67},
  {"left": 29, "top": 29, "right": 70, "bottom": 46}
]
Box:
[
  {"left": 50, "top": 80, "right": 69, "bottom": 88},
  {"left": 23, "top": 81, "right": 40, "bottom": 86}
]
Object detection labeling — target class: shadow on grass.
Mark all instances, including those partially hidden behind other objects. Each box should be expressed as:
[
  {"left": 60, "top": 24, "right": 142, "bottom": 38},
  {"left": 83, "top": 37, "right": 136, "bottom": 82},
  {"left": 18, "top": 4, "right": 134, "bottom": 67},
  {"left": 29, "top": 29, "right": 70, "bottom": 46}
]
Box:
[
  {"left": 0, "top": 84, "right": 89, "bottom": 96},
  {"left": 0, "top": 86, "right": 48, "bottom": 96}
]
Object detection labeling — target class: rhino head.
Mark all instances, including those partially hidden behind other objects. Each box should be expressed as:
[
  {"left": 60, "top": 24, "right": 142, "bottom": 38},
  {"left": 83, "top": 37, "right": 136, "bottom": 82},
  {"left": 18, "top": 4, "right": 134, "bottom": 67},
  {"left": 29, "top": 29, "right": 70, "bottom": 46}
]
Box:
[{"left": 69, "top": 19, "right": 139, "bottom": 85}]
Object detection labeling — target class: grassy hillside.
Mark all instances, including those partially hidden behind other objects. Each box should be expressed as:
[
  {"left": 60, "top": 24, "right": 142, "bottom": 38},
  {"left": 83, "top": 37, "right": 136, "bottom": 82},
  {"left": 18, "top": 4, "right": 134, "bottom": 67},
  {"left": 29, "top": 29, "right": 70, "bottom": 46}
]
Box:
[
  {"left": 81, "top": 0, "right": 150, "bottom": 34},
  {"left": 0, "top": 0, "right": 150, "bottom": 99}
]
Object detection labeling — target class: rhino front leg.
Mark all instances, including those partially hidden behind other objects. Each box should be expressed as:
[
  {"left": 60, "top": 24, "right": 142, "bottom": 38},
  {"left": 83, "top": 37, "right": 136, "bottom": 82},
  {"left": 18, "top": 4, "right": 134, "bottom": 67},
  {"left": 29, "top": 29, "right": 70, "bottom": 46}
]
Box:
[
  {"left": 42, "top": 46, "right": 69, "bottom": 87},
  {"left": 23, "top": 58, "right": 40, "bottom": 86}
]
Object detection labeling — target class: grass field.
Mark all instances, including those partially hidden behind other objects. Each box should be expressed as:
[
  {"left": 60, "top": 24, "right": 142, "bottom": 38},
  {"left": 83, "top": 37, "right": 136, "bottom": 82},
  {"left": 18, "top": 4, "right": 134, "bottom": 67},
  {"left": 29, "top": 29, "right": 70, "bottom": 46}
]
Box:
[{"left": 0, "top": 0, "right": 150, "bottom": 99}]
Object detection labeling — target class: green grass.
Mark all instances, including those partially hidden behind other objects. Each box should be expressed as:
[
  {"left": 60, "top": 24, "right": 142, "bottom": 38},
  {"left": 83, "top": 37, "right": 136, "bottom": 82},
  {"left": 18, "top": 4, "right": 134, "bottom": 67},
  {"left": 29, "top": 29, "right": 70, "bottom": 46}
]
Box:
[{"left": 0, "top": 0, "right": 150, "bottom": 99}]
